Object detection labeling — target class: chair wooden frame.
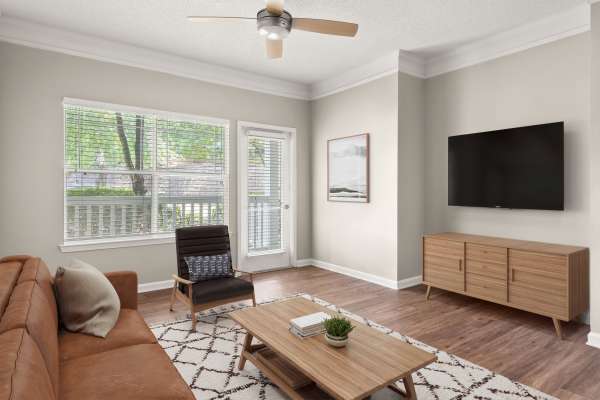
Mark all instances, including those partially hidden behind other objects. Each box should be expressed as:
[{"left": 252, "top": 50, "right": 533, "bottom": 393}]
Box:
[{"left": 169, "top": 268, "right": 256, "bottom": 330}]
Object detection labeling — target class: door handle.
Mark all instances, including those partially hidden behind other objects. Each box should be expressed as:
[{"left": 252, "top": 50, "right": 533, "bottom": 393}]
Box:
[
  {"left": 283, "top": 204, "right": 290, "bottom": 210},
  {"left": 511, "top": 269, "right": 515, "bottom": 282},
  {"left": 458, "top": 259, "right": 462, "bottom": 271}
]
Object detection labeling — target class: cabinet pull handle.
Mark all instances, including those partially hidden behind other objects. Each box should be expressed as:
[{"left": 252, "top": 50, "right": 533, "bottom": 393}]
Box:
[
  {"left": 459, "top": 259, "right": 462, "bottom": 271},
  {"left": 511, "top": 269, "right": 515, "bottom": 282}
]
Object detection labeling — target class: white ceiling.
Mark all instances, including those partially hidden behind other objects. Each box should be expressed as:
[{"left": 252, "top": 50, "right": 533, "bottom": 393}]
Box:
[{"left": 0, "top": 0, "right": 587, "bottom": 84}]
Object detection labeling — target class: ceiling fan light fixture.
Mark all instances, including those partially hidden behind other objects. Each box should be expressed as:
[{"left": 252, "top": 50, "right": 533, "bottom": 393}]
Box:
[{"left": 257, "top": 8, "right": 291, "bottom": 40}]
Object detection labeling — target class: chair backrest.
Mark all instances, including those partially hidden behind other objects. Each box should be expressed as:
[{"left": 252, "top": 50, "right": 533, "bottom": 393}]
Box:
[{"left": 175, "top": 225, "right": 232, "bottom": 282}]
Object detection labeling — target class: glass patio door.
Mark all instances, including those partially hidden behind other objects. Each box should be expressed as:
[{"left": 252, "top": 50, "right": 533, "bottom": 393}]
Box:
[{"left": 238, "top": 128, "right": 291, "bottom": 271}]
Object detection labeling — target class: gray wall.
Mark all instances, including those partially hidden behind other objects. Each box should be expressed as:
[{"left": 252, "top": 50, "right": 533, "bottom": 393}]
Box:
[
  {"left": 0, "top": 42, "right": 312, "bottom": 283},
  {"left": 424, "top": 34, "right": 590, "bottom": 250},
  {"left": 311, "top": 74, "right": 399, "bottom": 281},
  {"left": 590, "top": 3, "right": 600, "bottom": 334},
  {"left": 398, "top": 72, "right": 425, "bottom": 280}
]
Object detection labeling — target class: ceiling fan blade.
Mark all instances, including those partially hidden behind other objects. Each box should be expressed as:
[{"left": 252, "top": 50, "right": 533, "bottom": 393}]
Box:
[
  {"left": 187, "top": 16, "right": 256, "bottom": 22},
  {"left": 265, "top": 0, "right": 284, "bottom": 16},
  {"left": 292, "top": 18, "right": 358, "bottom": 37},
  {"left": 266, "top": 39, "right": 283, "bottom": 59}
]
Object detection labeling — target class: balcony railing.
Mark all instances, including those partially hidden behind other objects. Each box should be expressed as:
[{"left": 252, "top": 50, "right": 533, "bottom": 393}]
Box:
[
  {"left": 65, "top": 195, "right": 282, "bottom": 251},
  {"left": 65, "top": 195, "right": 224, "bottom": 240}
]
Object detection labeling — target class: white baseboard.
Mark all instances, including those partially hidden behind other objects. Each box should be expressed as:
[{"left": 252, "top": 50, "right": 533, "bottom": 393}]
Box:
[
  {"left": 295, "top": 258, "right": 313, "bottom": 267},
  {"left": 397, "top": 275, "right": 423, "bottom": 289},
  {"left": 138, "top": 279, "right": 173, "bottom": 293},
  {"left": 309, "top": 259, "right": 421, "bottom": 290},
  {"left": 587, "top": 331, "right": 600, "bottom": 349},
  {"left": 136, "top": 260, "right": 422, "bottom": 293}
]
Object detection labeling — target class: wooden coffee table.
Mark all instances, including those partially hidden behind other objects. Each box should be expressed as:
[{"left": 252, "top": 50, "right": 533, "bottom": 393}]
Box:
[{"left": 229, "top": 297, "right": 436, "bottom": 400}]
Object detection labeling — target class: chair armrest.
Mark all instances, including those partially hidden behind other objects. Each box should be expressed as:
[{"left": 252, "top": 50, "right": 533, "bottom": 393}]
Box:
[
  {"left": 105, "top": 271, "right": 138, "bottom": 310},
  {"left": 232, "top": 267, "right": 254, "bottom": 283},
  {"left": 172, "top": 274, "right": 194, "bottom": 286}
]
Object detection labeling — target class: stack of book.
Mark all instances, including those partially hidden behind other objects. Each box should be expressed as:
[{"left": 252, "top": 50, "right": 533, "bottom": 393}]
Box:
[{"left": 289, "top": 312, "right": 329, "bottom": 338}]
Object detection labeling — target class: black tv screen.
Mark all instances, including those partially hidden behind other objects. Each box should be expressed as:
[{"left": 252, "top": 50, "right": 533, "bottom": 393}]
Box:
[{"left": 448, "top": 122, "right": 564, "bottom": 210}]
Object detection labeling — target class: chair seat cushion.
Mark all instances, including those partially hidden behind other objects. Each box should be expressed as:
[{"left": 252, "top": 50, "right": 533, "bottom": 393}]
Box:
[
  {"left": 184, "top": 277, "right": 254, "bottom": 305},
  {"left": 60, "top": 344, "right": 194, "bottom": 400},
  {"left": 59, "top": 309, "right": 157, "bottom": 361}
]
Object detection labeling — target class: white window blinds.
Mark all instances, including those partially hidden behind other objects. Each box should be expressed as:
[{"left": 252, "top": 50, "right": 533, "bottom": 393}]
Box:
[
  {"left": 247, "top": 135, "right": 283, "bottom": 253},
  {"left": 64, "top": 99, "right": 228, "bottom": 241}
]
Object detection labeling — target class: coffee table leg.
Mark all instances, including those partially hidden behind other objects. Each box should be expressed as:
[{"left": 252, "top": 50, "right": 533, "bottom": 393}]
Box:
[
  {"left": 403, "top": 374, "right": 417, "bottom": 399},
  {"left": 238, "top": 332, "right": 254, "bottom": 370}
]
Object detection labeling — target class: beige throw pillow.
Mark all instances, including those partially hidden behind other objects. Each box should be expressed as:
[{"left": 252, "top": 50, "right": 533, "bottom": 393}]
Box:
[{"left": 54, "top": 259, "right": 120, "bottom": 338}]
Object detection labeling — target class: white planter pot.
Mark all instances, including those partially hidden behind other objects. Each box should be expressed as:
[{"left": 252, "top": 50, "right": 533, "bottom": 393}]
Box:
[{"left": 325, "top": 333, "right": 348, "bottom": 348}]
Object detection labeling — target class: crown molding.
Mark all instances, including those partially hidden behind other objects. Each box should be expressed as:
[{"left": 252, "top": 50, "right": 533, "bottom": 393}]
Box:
[
  {"left": 424, "top": 3, "right": 591, "bottom": 78},
  {"left": 309, "top": 50, "right": 425, "bottom": 100},
  {"left": 0, "top": 4, "right": 592, "bottom": 101},
  {"left": 0, "top": 16, "right": 311, "bottom": 100}
]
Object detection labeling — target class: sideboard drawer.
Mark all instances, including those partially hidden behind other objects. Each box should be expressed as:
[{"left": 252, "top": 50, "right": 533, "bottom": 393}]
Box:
[
  {"left": 466, "top": 273, "right": 507, "bottom": 302},
  {"left": 466, "top": 259, "right": 506, "bottom": 281},
  {"left": 466, "top": 243, "right": 507, "bottom": 264}
]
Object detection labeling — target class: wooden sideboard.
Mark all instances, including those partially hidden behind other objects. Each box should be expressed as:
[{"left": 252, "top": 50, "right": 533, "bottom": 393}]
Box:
[{"left": 422, "top": 232, "right": 589, "bottom": 338}]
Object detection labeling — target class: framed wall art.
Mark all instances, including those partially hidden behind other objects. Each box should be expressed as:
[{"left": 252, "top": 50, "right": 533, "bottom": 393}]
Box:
[{"left": 327, "top": 133, "right": 369, "bottom": 203}]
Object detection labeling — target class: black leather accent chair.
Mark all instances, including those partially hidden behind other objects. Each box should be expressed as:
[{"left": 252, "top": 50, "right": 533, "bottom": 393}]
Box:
[{"left": 170, "top": 225, "right": 255, "bottom": 330}]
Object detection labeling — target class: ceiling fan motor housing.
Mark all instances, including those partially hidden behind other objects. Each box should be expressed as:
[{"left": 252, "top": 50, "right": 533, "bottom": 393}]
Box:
[{"left": 257, "top": 9, "right": 292, "bottom": 40}]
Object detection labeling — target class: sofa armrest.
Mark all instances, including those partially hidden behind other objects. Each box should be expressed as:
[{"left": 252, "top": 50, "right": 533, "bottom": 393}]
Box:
[{"left": 105, "top": 271, "right": 138, "bottom": 310}]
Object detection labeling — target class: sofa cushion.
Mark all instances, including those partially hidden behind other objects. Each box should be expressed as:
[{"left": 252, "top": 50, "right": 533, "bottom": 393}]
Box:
[
  {"left": 183, "top": 277, "right": 254, "bottom": 304},
  {"left": 54, "top": 259, "right": 120, "bottom": 338},
  {"left": 0, "top": 282, "right": 59, "bottom": 398},
  {"left": 60, "top": 344, "right": 195, "bottom": 400},
  {"left": 59, "top": 309, "right": 157, "bottom": 361},
  {"left": 0, "top": 328, "right": 55, "bottom": 400},
  {"left": 16, "top": 257, "right": 58, "bottom": 322},
  {"left": 0, "top": 261, "right": 21, "bottom": 316}
]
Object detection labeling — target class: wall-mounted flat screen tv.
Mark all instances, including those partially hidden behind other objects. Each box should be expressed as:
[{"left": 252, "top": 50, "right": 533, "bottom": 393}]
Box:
[{"left": 448, "top": 122, "right": 564, "bottom": 211}]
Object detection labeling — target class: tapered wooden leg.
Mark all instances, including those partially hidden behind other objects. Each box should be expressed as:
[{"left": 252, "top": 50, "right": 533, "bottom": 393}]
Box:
[
  {"left": 238, "top": 333, "right": 254, "bottom": 370},
  {"left": 402, "top": 374, "right": 417, "bottom": 399},
  {"left": 169, "top": 281, "right": 177, "bottom": 311},
  {"left": 192, "top": 308, "right": 198, "bottom": 331},
  {"left": 552, "top": 318, "right": 563, "bottom": 340},
  {"left": 425, "top": 285, "right": 432, "bottom": 301},
  {"left": 251, "top": 291, "right": 256, "bottom": 307}
]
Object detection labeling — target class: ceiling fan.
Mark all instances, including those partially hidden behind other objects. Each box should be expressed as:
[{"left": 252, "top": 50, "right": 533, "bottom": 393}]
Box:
[{"left": 187, "top": 0, "right": 359, "bottom": 59}]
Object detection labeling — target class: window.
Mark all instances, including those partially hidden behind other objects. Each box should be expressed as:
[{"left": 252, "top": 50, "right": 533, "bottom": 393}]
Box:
[{"left": 63, "top": 99, "right": 228, "bottom": 243}]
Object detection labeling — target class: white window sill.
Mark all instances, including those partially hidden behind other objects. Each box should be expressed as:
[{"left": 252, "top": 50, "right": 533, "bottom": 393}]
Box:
[{"left": 59, "top": 234, "right": 175, "bottom": 253}]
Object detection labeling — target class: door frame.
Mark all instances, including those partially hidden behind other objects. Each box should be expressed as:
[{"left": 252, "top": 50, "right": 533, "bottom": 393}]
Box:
[{"left": 237, "top": 120, "right": 297, "bottom": 271}]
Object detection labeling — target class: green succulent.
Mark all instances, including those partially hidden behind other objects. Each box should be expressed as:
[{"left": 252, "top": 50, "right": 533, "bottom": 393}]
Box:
[{"left": 324, "top": 315, "right": 354, "bottom": 338}]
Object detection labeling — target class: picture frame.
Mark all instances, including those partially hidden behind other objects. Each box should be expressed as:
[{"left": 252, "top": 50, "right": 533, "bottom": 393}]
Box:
[{"left": 327, "top": 133, "right": 369, "bottom": 203}]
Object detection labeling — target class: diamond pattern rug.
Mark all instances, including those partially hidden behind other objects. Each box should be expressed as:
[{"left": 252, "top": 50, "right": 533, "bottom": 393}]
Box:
[{"left": 150, "top": 293, "right": 556, "bottom": 400}]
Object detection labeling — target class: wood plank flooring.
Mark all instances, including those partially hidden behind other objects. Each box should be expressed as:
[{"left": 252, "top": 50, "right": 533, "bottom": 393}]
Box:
[{"left": 138, "top": 266, "right": 600, "bottom": 399}]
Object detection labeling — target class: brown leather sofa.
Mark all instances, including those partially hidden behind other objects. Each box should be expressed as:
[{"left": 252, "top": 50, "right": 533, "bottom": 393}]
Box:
[{"left": 0, "top": 255, "right": 195, "bottom": 400}]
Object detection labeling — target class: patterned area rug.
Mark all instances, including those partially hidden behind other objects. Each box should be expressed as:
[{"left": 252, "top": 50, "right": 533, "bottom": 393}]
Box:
[{"left": 150, "top": 294, "right": 556, "bottom": 400}]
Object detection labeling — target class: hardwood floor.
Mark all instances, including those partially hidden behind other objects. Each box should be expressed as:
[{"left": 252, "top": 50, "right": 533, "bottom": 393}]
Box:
[{"left": 139, "top": 266, "right": 600, "bottom": 399}]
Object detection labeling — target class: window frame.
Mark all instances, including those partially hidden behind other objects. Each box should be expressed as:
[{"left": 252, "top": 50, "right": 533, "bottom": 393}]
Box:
[{"left": 59, "top": 97, "right": 230, "bottom": 252}]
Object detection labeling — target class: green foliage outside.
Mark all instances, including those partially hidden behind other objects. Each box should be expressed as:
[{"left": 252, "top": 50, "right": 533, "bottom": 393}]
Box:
[
  {"left": 65, "top": 105, "right": 226, "bottom": 196},
  {"left": 66, "top": 188, "right": 137, "bottom": 197}
]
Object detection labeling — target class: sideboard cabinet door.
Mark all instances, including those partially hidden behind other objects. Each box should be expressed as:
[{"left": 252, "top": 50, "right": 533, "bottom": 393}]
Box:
[
  {"left": 423, "top": 238, "right": 465, "bottom": 293},
  {"left": 508, "top": 250, "right": 568, "bottom": 319}
]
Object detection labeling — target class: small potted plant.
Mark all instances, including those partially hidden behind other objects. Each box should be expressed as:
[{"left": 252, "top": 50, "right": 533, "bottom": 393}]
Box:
[{"left": 323, "top": 314, "right": 354, "bottom": 348}]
